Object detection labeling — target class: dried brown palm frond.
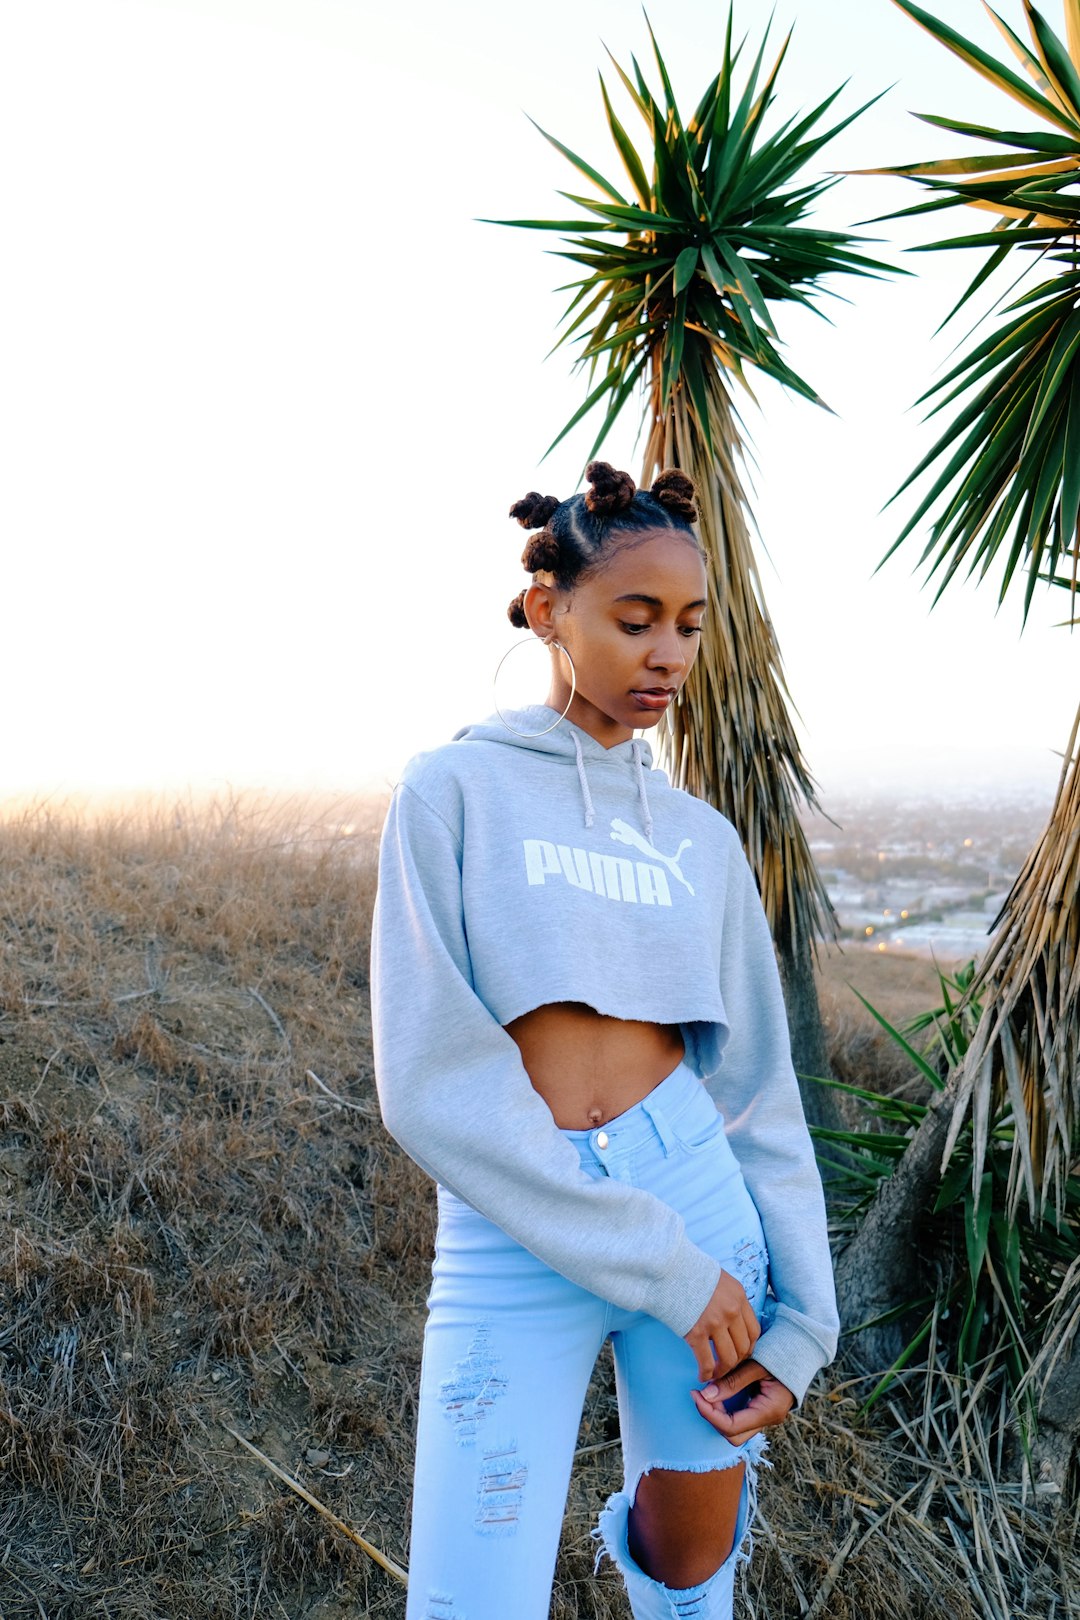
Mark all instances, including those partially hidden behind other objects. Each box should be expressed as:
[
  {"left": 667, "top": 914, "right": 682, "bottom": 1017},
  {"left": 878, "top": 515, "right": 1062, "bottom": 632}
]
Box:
[
  {"left": 944, "top": 700, "right": 1080, "bottom": 1218},
  {"left": 641, "top": 359, "right": 835, "bottom": 960}
]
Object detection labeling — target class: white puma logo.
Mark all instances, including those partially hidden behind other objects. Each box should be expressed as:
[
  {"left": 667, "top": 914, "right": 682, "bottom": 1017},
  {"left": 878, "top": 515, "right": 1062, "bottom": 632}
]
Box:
[
  {"left": 609, "top": 819, "right": 694, "bottom": 895},
  {"left": 522, "top": 839, "right": 673, "bottom": 905}
]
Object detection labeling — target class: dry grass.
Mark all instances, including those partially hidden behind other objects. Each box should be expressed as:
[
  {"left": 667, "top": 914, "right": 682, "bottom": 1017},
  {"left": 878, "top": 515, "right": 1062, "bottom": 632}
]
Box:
[{"left": 0, "top": 793, "right": 1075, "bottom": 1618}]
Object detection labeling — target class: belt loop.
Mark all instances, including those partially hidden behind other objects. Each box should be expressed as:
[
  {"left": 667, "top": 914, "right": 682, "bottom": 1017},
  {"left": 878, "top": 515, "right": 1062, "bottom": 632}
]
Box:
[{"left": 641, "top": 1096, "right": 677, "bottom": 1157}]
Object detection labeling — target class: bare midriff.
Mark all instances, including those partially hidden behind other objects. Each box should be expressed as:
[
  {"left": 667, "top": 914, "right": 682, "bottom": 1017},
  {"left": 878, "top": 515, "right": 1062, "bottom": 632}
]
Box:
[{"left": 502, "top": 1001, "right": 687, "bottom": 1129}]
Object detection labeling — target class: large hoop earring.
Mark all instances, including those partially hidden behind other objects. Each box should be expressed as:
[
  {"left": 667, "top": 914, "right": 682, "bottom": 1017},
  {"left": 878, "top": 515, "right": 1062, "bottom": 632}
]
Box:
[{"left": 493, "top": 636, "right": 577, "bottom": 737}]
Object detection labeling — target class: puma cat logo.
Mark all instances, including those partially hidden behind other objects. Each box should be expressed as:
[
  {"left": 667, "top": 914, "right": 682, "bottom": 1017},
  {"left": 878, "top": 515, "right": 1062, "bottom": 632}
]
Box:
[
  {"left": 608, "top": 819, "right": 695, "bottom": 896},
  {"left": 522, "top": 822, "right": 694, "bottom": 908}
]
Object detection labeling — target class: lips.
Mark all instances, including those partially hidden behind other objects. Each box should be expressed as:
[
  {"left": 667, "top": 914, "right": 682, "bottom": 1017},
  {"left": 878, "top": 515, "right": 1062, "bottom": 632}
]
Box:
[{"left": 631, "top": 688, "right": 675, "bottom": 710}]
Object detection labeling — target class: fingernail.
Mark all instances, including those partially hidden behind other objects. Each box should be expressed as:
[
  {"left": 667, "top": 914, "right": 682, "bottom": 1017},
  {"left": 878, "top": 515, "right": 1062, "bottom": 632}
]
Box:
[{"left": 701, "top": 1383, "right": 719, "bottom": 1400}]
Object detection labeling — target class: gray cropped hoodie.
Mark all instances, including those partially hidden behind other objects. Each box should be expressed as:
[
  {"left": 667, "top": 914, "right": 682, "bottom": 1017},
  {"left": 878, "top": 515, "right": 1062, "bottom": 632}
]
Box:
[{"left": 369, "top": 705, "right": 839, "bottom": 1405}]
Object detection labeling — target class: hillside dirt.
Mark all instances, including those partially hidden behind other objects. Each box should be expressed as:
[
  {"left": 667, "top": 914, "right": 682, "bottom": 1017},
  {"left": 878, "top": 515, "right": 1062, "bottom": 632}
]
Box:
[
  {"left": 815, "top": 942, "right": 968, "bottom": 1031},
  {"left": 0, "top": 796, "right": 1074, "bottom": 1619}
]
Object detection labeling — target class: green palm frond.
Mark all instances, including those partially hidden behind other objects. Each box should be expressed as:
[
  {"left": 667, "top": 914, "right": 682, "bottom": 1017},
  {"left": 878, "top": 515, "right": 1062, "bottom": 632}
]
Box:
[
  {"left": 486, "top": 14, "right": 892, "bottom": 466},
  {"left": 487, "top": 13, "right": 891, "bottom": 962},
  {"left": 864, "top": 0, "right": 1080, "bottom": 625}
]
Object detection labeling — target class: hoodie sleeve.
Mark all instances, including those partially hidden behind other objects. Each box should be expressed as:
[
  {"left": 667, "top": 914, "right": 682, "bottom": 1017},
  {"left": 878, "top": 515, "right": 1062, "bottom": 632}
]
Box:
[
  {"left": 370, "top": 778, "right": 724, "bottom": 1334},
  {"left": 707, "top": 836, "right": 840, "bottom": 1405}
]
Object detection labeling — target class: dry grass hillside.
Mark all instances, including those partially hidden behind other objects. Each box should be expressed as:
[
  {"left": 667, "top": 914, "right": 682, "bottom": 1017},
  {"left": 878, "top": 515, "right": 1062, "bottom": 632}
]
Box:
[{"left": 0, "top": 796, "right": 1075, "bottom": 1619}]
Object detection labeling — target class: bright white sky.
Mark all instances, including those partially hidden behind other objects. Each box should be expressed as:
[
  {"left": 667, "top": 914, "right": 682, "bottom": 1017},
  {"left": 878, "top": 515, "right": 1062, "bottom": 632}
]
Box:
[{"left": 2, "top": 0, "right": 1077, "bottom": 805}]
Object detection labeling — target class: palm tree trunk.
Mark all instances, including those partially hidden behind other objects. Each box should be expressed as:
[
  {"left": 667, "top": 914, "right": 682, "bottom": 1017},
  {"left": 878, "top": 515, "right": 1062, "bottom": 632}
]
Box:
[
  {"left": 1030, "top": 1345, "right": 1080, "bottom": 1492},
  {"left": 777, "top": 929, "right": 835, "bottom": 1130},
  {"left": 834, "top": 1079, "right": 959, "bottom": 1369},
  {"left": 936, "top": 699, "right": 1080, "bottom": 1220},
  {"left": 640, "top": 368, "right": 844, "bottom": 1137}
]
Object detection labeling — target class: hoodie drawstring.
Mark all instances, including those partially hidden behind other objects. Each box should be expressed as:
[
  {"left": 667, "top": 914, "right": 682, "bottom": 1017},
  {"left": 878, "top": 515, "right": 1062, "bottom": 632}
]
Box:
[
  {"left": 631, "top": 739, "right": 654, "bottom": 841},
  {"left": 569, "top": 730, "right": 653, "bottom": 840},
  {"left": 571, "top": 732, "right": 596, "bottom": 829}
]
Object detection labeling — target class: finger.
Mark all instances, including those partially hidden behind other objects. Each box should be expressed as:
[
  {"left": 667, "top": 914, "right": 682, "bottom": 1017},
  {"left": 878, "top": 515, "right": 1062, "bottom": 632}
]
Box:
[
  {"left": 715, "top": 1387, "right": 791, "bottom": 1438},
  {"left": 690, "top": 1388, "right": 765, "bottom": 1443},
  {"left": 685, "top": 1332, "right": 713, "bottom": 1383},
  {"left": 718, "top": 1402, "right": 777, "bottom": 1441},
  {"left": 728, "top": 1319, "right": 752, "bottom": 1365},
  {"left": 738, "top": 1374, "right": 795, "bottom": 1421},
  {"left": 693, "top": 1380, "right": 789, "bottom": 1435},
  {"left": 708, "top": 1330, "right": 740, "bottom": 1380},
  {"left": 696, "top": 1372, "right": 777, "bottom": 1428},
  {"left": 700, "top": 1359, "right": 761, "bottom": 1402}
]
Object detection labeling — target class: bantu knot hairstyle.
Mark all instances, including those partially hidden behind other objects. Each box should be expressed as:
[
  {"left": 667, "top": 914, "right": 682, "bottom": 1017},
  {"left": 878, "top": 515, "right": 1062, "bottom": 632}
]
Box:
[
  {"left": 505, "top": 460, "right": 701, "bottom": 625},
  {"left": 584, "top": 462, "right": 636, "bottom": 516},
  {"left": 510, "top": 492, "right": 560, "bottom": 530},
  {"left": 521, "top": 529, "right": 562, "bottom": 574},
  {"left": 650, "top": 468, "right": 697, "bottom": 523}
]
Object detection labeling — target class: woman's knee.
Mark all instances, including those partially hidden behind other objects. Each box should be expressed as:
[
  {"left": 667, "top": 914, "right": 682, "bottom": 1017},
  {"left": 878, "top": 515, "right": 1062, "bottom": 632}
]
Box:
[{"left": 626, "top": 1462, "right": 746, "bottom": 1589}]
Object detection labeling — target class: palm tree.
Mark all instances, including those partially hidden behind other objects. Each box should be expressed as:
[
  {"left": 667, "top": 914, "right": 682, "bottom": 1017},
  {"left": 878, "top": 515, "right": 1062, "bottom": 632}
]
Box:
[
  {"left": 488, "top": 14, "right": 891, "bottom": 1111},
  {"left": 836, "top": 0, "right": 1080, "bottom": 1484}
]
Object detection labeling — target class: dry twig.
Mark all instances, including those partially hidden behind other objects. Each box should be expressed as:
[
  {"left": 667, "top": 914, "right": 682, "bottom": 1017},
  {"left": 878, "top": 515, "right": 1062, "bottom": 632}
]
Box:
[{"left": 222, "top": 1426, "right": 407, "bottom": 1585}]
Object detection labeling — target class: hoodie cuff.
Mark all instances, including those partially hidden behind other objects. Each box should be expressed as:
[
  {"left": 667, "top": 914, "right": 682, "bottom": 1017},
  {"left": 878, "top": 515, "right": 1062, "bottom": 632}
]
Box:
[
  {"left": 749, "top": 1316, "right": 831, "bottom": 1407},
  {"left": 650, "top": 1246, "right": 724, "bottom": 1339}
]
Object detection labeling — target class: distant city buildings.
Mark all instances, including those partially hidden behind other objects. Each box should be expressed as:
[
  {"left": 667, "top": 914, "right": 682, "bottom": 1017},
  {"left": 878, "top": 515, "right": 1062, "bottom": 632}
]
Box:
[{"left": 802, "top": 790, "right": 1046, "bottom": 964}]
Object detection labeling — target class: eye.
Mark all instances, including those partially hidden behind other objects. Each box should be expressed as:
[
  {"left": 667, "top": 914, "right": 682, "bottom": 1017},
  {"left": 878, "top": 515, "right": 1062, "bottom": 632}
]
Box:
[
  {"left": 680, "top": 624, "right": 704, "bottom": 637},
  {"left": 619, "top": 621, "right": 650, "bottom": 635}
]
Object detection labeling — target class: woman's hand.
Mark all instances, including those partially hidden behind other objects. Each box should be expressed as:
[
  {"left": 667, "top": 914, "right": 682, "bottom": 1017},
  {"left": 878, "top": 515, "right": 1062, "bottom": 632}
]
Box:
[
  {"left": 683, "top": 1270, "right": 760, "bottom": 1382},
  {"left": 691, "top": 1358, "right": 794, "bottom": 1445}
]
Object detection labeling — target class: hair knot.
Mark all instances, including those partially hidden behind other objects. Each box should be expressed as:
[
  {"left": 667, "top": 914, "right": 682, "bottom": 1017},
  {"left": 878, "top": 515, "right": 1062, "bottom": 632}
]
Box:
[
  {"left": 506, "top": 589, "right": 529, "bottom": 628},
  {"left": 521, "top": 530, "right": 562, "bottom": 573},
  {"left": 650, "top": 469, "right": 697, "bottom": 523},
  {"left": 584, "top": 461, "right": 636, "bottom": 516},
  {"left": 509, "top": 492, "right": 560, "bottom": 530}
]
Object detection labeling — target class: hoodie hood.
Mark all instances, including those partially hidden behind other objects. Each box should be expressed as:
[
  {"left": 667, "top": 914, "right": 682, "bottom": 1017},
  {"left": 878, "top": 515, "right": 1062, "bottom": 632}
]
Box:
[{"left": 452, "top": 706, "right": 659, "bottom": 840}]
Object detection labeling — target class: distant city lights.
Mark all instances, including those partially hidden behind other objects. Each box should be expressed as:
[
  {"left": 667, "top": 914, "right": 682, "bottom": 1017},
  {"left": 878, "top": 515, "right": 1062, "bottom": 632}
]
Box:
[{"left": 809, "top": 788, "right": 1044, "bottom": 968}]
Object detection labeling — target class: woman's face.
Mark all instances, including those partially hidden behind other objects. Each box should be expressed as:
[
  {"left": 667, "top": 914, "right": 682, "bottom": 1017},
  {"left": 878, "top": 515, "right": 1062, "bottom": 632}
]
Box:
[{"left": 525, "top": 528, "right": 708, "bottom": 749}]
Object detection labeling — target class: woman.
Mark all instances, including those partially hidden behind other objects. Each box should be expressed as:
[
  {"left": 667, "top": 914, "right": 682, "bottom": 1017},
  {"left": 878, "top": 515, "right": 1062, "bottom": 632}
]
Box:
[{"left": 370, "top": 461, "right": 838, "bottom": 1620}]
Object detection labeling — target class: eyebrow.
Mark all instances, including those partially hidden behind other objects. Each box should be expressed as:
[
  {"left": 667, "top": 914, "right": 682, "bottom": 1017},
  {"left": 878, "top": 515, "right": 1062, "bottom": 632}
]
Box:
[{"left": 613, "top": 593, "right": 708, "bottom": 610}]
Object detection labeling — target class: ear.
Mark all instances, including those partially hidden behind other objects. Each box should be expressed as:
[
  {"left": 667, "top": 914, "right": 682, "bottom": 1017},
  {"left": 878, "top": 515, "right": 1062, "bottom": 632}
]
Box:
[{"left": 523, "top": 579, "right": 559, "bottom": 641}]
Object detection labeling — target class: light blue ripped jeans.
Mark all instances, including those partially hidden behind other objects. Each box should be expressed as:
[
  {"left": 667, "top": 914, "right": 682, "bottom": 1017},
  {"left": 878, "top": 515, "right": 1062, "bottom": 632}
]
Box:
[{"left": 406, "top": 1060, "right": 772, "bottom": 1620}]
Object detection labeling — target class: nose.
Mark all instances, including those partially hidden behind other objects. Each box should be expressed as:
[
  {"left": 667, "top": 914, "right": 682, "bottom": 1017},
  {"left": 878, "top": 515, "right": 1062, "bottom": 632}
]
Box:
[{"left": 646, "top": 625, "right": 688, "bottom": 673}]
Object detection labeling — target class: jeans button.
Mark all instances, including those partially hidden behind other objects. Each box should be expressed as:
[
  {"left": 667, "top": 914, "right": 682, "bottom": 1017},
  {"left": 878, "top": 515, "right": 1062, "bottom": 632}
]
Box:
[{"left": 596, "top": 1131, "right": 609, "bottom": 1150}]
